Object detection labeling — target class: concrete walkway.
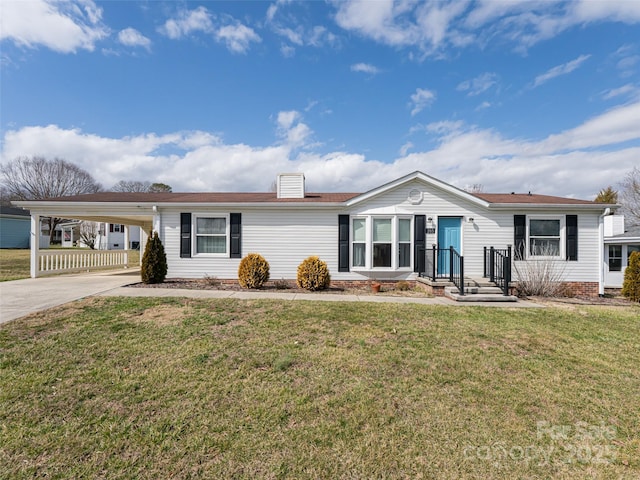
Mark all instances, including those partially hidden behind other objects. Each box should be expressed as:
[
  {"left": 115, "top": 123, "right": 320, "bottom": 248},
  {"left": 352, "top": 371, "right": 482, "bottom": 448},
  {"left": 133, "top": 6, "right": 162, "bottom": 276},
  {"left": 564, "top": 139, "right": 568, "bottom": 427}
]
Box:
[
  {"left": 0, "top": 270, "right": 141, "bottom": 325},
  {"left": 102, "top": 286, "right": 542, "bottom": 308},
  {"left": 1, "top": 272, "right": 543, "bottom": 325}
]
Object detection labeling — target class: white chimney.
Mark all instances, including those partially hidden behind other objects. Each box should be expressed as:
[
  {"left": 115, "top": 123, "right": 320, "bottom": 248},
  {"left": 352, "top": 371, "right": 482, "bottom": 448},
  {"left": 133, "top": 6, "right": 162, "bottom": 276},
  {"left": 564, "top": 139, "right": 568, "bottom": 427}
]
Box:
[
  {"left": 604, "top": 215, "right": 625, "bottom": 237},
  {"left": 277, "top": 173, "right": 305, "bottom": 199}
]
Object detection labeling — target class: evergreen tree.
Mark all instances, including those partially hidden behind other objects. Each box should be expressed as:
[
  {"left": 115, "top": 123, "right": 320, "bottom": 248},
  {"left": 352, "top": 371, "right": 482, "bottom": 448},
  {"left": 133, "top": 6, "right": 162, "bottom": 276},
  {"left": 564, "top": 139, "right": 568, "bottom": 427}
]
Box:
[
  {"left": 141, "top": 231, "right": 167, "bottom": 284},
  {"left": 621, "top": 251, "right": 640, "bottom": 302},
  {"left": 594, "top": 186, "right": 618, "bottom": 204}
]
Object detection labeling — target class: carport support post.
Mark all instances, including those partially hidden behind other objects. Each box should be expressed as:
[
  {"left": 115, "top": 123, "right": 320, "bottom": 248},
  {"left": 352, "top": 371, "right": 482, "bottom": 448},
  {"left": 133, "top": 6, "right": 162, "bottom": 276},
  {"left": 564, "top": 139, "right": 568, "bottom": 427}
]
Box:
[
  {"left": 123, "top": 225, "right": 130, "bottom": 267},
  {"left": 30, "top": 214, "right": 40, "bottom": 278}
]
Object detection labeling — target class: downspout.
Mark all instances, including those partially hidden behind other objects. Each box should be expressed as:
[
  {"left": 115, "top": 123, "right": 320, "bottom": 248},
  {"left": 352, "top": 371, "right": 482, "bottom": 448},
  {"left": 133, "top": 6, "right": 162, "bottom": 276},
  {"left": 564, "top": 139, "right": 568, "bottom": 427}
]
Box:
[{"left": 598, "top": 208, "right": 611, "bottom": 296}]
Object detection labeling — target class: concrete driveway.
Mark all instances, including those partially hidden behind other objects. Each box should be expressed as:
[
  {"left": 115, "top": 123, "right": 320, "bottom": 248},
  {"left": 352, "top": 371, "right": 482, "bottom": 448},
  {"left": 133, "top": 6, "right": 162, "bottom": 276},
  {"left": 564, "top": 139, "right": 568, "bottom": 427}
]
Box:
[{"left": 0, "top": 270, "right": 140, "bottom": 325}]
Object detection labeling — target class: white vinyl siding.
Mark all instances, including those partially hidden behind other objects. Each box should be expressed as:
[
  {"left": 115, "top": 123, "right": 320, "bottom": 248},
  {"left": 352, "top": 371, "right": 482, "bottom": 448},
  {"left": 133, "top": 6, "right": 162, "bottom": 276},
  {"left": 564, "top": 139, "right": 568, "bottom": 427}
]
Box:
[{"left": 157, "top": 178, "right": 603, "bottom": 283}]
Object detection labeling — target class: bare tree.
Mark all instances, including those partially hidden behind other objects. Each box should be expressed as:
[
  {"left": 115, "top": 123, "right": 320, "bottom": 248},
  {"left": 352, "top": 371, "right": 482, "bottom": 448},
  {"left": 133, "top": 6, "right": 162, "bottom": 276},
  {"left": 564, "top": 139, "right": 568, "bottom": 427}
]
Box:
[
  {"left": 79, "top": 222, "right": 99, "bottom": 249},
  {"left": 111, "top": 180, "right": 172, "bottom": 193},
  {"left": 619, "top": 167, "right": 640, "bottom": 227},
  {"left": 111, "top": 180, "right": 151, "bottom": 192},
  {"left": 464, "top": 183, "right": 484, "bottom": 193},
  {"left": 1, "top": 156, "right": 102, "bottom": 241}
]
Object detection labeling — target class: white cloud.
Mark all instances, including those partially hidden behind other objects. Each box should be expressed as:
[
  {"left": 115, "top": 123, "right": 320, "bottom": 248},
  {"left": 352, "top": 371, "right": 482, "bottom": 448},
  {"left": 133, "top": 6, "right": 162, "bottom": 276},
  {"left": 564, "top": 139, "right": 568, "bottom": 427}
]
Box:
[
  {"left": 602, "top": 84, "right": 639, "bottom": 100},
  {"left": 399, "top": 142, "right": 413, "bottom": 156},
  {"left": 457, "top": 72, "right": 498, "bottom": 96},
  {"left": 158, "top": 7, "right": 260, "bottom": 54},
  {"left": 215, "top": 23, "right": 261, "bottom": 54},
  {"left": 332, "top": 0, "right": 640, "bottom": 57},
  {"left": 0, "top": 0, "right": 109, "bottom": 53},
  {"left": 350, "top": 63, "right": 380, "bottom": 74},
  {"left": 409, "top": 88, "right": 436, "bottom": 116},
  {"left": 117, "top": 28, "right": 151, "bottom": 50},
  {"left": 3, "top": 101, "right": 639, "bottom": 198},
  {"left": 532, "top": 54, "right": 591, "bottom": 88},
  {"left": 158, "top": 6, "right": 214, "bottom": 39},
  {"left": 476, "top": 101, "right": 491, "bottom": 111}
]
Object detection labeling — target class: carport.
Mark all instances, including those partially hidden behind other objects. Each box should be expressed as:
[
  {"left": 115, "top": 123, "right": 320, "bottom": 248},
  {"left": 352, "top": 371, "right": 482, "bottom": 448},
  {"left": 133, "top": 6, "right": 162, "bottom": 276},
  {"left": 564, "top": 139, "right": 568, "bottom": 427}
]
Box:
[{"left": 12, "top": 197, "right": 157, "bottom": 278}]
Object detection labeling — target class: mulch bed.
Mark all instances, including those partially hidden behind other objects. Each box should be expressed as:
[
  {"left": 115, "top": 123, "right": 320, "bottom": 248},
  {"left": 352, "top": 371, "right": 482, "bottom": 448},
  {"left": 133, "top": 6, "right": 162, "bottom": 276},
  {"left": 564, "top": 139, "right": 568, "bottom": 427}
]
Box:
[
  {"left": 127, "top": 279, "right": 638, "bottom": 305},
  {"left": 127, "top": 278, "right": 425, "bottom": 297}
]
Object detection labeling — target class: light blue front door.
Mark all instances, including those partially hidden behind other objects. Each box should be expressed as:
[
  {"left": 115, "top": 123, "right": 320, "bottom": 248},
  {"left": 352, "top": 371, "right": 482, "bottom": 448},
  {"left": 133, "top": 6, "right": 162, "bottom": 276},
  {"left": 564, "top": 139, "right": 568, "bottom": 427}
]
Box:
[{"left": 437, "top": 217, "right": 461, "bottom": 275}]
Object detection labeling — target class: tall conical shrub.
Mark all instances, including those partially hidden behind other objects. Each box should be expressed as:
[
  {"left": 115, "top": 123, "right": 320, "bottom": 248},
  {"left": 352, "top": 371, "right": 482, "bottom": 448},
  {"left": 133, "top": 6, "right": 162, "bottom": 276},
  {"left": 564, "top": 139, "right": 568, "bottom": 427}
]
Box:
[
  {"left": 622, "top": 251, "right": 640, "bottom": 302},
  {"left": 141, "top": 231, "right": 167, "bottom": 284}
]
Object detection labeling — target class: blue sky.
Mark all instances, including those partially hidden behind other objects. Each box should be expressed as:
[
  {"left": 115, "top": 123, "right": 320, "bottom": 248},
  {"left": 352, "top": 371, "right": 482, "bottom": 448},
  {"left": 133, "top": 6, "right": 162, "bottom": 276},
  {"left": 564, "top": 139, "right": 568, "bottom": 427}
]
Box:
[{"left": 1, "top": 0, "right": 639, "bottom": 198}]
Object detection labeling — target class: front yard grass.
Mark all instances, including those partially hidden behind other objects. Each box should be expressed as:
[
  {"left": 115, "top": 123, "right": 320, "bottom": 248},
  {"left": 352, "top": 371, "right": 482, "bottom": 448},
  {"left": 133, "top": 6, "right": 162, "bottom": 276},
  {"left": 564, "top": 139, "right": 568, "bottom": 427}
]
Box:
[{"left": 1, "top": 298, "right": 638, "bottom": 479}]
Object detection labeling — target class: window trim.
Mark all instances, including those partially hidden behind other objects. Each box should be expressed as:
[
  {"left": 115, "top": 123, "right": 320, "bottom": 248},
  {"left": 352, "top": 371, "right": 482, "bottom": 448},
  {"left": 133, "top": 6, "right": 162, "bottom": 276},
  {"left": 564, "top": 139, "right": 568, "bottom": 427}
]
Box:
[
  {"left": 350, "top": 215, "right": 413, "bottom": 271},
  {"left": 193, "top": 213, "right": 230, "bottom": 257},
  {"left": 527, "top": 215, "right": 565, "bottom": 259}
]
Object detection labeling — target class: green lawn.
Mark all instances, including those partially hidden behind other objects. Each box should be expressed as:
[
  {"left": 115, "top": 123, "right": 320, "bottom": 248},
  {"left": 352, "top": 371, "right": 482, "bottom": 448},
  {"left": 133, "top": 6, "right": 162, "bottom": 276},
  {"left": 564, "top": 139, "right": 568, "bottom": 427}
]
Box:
[
  {"left": 1, "top": 298, "right": 638, "bottom": 479},
  {"left": 0, "top": 249, "right": 140, "bottom": 281}
]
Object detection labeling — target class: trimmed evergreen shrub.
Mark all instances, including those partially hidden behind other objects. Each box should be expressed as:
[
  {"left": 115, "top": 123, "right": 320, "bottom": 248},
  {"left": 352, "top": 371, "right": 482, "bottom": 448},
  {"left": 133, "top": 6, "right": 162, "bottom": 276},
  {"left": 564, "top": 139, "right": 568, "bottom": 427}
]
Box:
[
  {"left": 297, "top": 256, "right": 331, "bottom": 291},
  {"left": 238, "top": 253, "right": 270, "bottom": 289},
  {"left": 622, "top": 251, "right": 640, "bottom": 302},
  {"left": 141, "top": 231, "right": 167, "bottom": 284}
]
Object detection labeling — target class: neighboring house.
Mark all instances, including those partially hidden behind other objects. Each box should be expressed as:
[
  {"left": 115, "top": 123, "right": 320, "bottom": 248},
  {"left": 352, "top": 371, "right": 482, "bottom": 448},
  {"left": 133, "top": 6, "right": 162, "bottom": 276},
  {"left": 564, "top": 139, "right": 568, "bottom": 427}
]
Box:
[
  {"left": 13, "top": 171, "right": 617, "bottom": 296},
  {"left": 59, "top": 221, "right": 82, "bottom": 247},
  {"left": 0, "top": 206, "right": 30, "bottom": 248},
  {"left": 96, "top": 223, "right": 141, "bottom": 250},
  {"left": 603, "top": 215, "right": 640, "bottom": 289}
]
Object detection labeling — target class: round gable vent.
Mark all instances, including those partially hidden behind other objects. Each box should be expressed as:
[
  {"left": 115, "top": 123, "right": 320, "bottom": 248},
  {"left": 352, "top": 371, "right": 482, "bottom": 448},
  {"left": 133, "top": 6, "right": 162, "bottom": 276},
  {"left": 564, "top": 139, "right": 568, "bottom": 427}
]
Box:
[{"left": 408, "top": 189, "right": 423, "bottom": 204}]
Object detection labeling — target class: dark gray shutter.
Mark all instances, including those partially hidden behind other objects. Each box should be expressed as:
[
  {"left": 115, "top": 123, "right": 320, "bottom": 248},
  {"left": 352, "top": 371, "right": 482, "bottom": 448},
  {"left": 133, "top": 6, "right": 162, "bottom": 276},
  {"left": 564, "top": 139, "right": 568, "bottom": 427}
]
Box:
[
  {"left": 338, "top": 215, "right": 349, "bottom": 272},
  {"left": 180, "top": 213, "right": 191, "bottom": 258},
  {"left": 514, "top": 215, "right": 526, "bottom": 260},
  {"left": 414, "top": 215, "right": 426, "bottom": 273},
  {"left": 230, "top": 213, "right": 241, "bottom": 258},
  {"left": 566, "top": 215, "right": 578, "bottom": 261}
]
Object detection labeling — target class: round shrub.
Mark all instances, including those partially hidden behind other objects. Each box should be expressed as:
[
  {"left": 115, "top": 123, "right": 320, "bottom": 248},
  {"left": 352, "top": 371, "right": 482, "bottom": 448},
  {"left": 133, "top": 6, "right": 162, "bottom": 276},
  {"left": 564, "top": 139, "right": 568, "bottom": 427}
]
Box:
[
  {"left": 238, "top": 253, "right": 270, "bottom": 289},
  {"left": 622, "top": 251, "right": 640, "bottom": 302},
  {"left": 297, "top": 256, "right": 331, "bottom": 291},
  {"left": 141, "top": 231, "right": 167, "bottom": 284}
]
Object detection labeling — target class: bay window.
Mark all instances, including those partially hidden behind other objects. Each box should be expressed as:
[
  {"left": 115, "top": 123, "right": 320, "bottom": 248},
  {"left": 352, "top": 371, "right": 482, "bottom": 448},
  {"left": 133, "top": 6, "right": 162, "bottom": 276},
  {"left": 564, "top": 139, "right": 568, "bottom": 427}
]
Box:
[{"left": 351, "top": 216, "right": 412, "bottom": 270}]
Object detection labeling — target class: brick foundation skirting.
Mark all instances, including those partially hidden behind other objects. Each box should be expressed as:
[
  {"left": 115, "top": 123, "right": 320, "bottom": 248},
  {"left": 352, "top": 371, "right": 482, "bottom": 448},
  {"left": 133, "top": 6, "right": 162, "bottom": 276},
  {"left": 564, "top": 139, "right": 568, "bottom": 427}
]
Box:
[
  {"left": 556, "top": 282, "right": 600, "bottom": 297},
  {"left": 203, "top": 278, "right": 601, "bottom": 297}
]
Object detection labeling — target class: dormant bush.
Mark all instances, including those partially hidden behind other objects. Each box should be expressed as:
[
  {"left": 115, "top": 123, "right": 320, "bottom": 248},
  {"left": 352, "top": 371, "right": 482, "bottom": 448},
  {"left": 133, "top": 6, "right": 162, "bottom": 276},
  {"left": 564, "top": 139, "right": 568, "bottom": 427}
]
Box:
[
  {"left": 297, "top": 256, "right": 331, "bottom": 291},
  {"left": 238, "top": 253, "right": 270, "bottom": 289}
]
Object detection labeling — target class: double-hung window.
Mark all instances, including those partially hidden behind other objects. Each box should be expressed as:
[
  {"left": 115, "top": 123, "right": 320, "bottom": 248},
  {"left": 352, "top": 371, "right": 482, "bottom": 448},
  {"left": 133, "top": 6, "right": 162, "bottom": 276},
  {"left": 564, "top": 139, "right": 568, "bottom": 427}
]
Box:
[
  {"left": 352, "top": 218, "right": 366, "bottom": 267},
  {"left": 608, "top": 245, "right": 622, "bottom": 271},
  {"left": 529, "top": 218, "right": 562, "bottom": 257},
  {"left": 628, "top": 245, "right": 640, "bottom": 263},
  {"left": 398, "top": 218, "right": 411, "bottom": 268},
  {"left": 195, "top": 215, "right": 227, "bottom": 254},
  {"left": 373, "top": 218, "right": 392, "bottom": 267}
]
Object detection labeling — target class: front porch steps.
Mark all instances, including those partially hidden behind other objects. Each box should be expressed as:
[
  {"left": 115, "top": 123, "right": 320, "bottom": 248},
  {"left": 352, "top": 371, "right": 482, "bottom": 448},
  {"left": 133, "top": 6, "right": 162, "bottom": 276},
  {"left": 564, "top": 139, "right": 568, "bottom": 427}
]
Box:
[{"left": 445, "top": 276, "right": 518, "bottom": 302}]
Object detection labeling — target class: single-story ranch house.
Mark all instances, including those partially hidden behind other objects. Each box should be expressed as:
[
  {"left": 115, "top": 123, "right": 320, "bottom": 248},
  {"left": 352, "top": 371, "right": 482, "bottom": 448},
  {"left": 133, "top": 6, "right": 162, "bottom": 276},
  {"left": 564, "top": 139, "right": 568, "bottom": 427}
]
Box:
[{"left": 14, "top": 171, "right": 618, "bottom": 297}]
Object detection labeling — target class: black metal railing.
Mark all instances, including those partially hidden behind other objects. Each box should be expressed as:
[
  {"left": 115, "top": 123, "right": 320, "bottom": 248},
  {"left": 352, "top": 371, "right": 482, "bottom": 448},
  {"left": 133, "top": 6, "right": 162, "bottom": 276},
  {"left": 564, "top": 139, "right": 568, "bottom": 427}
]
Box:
[
  {"left": 422, "top": 245, "right": 464, "bottom": 295},
  {"left": 483, "top": 246, "right": 512, "bottom": 296}
]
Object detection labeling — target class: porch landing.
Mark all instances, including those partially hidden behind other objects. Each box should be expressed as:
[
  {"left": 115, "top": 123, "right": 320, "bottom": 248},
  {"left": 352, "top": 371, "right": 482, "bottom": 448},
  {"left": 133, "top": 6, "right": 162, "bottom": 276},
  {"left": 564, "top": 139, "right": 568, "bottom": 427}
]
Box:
[{"left": 417, "top": 276, "right": 518, "bottom": 302}]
